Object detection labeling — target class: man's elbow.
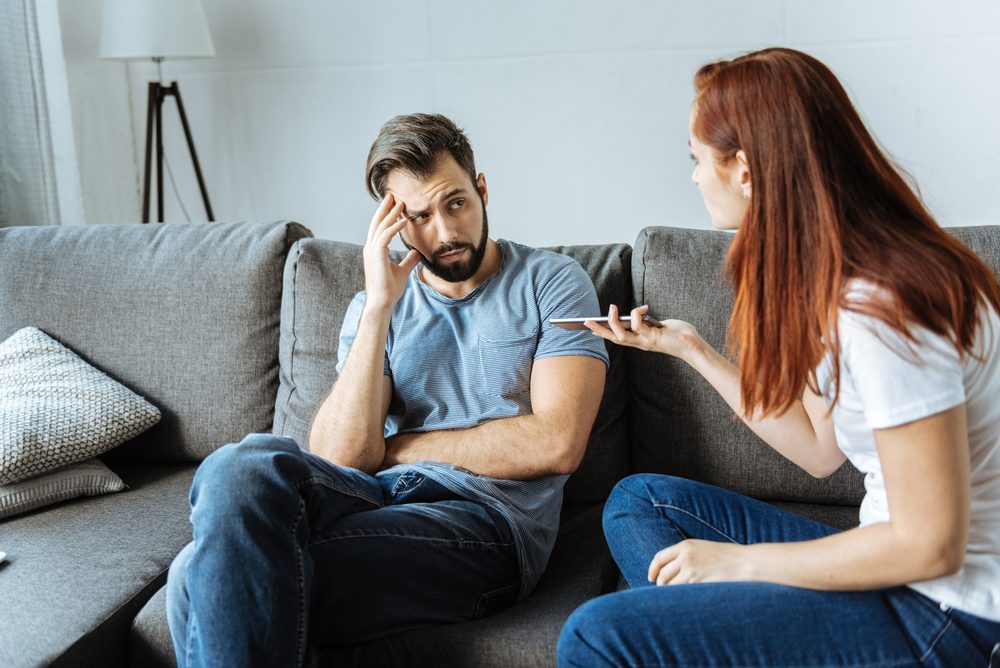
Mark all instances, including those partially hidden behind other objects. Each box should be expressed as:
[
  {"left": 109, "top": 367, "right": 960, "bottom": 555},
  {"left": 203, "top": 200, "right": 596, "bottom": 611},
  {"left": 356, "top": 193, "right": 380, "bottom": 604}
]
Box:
[{"left": 548, "top": 434, "right": 589, "bottom": 476}]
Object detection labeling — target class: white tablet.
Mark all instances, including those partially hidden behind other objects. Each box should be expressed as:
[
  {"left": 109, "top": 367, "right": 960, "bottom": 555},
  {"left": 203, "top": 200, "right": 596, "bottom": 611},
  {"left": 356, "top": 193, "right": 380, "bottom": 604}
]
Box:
[{"left": 549, "top": 315, "right": 662, "bottom": 331}]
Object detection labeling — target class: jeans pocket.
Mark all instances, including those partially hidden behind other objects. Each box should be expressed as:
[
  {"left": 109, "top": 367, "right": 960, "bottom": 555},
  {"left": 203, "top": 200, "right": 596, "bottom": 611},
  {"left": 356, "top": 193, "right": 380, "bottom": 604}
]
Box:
[
  {"left": 390, "top": 472, "right": 426, "bottom": 496},
  {"left": 990, "top": 642, "right": 999, "bottom": 668},
  {"left": 477, "top": 333, "right": 536, "bottom": 398},
  {"left": 472, "top": 581, "right": 520, "bottom": 620}
]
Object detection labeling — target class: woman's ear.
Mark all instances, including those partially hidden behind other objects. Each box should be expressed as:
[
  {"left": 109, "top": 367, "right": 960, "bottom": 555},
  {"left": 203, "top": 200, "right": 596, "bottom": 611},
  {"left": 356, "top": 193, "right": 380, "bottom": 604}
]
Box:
[{"left": 734, "top": 150, "right": 751, "bottom": 189}]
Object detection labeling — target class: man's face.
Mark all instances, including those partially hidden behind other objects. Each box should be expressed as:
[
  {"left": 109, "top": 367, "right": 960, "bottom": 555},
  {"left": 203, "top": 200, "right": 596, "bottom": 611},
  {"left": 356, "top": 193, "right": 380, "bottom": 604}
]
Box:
[{"left": 386, "top": 154, "right": 489, "bottom": 283}]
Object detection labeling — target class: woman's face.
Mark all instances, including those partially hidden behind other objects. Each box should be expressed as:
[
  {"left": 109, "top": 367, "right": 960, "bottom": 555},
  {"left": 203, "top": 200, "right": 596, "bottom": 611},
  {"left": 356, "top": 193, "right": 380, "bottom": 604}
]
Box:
[{"left": 689, "top": 108, "right": 750, "bottom": 231}]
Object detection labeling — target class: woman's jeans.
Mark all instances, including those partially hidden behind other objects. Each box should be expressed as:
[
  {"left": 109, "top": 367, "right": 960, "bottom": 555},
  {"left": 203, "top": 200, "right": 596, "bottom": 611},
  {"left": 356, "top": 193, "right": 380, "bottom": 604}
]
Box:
[
  {"left": 166, "top": 434, "right": 520, "bottom": 668},
  {"left": 558, "top": 474, "right": 1000, "bottom": 667}
]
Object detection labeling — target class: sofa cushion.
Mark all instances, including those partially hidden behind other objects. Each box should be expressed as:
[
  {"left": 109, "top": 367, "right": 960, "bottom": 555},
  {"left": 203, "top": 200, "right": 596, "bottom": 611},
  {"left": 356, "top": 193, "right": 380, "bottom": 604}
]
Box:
[
  {"left": 0, "top": 457, "right": 126, "bottom": 519},
  {"left": 0, "top": 221, "right": 311, "bottom": 462},
  {"left": 0, "top": 462, "right": 196, "bottom": 668},
  {"left": 629, "top": 226, "right": 866, "bottom": 505},
  {"left": 628, "top": 224, "right": 1000, "bottom": 507},
  {"left": 0, "top": 327, "right": 161, "bottom": 485},
  {"left": 543, "top": 245, "right": 633, "bottom": 504},
  {"left": 273, "top": 240, "right": 633, "bottom": 504}
]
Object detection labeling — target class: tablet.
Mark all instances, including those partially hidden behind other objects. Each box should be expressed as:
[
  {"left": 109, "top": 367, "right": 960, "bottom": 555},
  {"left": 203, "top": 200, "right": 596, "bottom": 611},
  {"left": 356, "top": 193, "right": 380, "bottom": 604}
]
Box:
[{"left": 549, "top": 315, "right": 662, "bottom": 331}]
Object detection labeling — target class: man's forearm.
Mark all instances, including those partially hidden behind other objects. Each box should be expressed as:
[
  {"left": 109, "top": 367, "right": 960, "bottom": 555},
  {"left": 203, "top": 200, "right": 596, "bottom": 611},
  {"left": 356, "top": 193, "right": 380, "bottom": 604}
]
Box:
[
  {"left": 384, "top": 413, "right": 583, "bottom": 480},
  {"left": 309, "top": 305, "right": 392, "bottom": 472}
]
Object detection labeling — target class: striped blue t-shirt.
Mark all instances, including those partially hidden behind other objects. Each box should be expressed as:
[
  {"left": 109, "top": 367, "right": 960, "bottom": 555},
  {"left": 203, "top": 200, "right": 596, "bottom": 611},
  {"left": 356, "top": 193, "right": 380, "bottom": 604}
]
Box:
[{"left": 337, "top": 239, "right": 609, "bottom": 597}]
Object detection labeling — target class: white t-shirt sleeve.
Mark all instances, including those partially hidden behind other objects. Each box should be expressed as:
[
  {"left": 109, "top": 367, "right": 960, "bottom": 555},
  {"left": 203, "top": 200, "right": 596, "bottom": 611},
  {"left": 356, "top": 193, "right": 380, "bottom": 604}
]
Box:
[{"left": 840, "top": 311, "right": 966, "bottom": 429}]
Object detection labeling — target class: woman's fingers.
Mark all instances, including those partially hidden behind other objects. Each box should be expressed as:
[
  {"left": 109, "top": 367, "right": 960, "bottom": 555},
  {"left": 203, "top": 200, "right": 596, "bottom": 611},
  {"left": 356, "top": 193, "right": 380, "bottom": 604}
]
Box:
[
  {"left": 648, "top": 546, "right": 681, "bottom": 585},
  {"left": 630, "top": 304, "right": 650, "bottom": 335},
  {"left": 607, "top": 304, "right": 630, "bottom": 341}
]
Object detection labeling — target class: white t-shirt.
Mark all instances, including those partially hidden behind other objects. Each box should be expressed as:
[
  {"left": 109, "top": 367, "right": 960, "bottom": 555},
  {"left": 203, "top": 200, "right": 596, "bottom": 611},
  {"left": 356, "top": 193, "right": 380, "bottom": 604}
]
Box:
[{"left": 816, "top": 282, "right": 1000, "bottom": 622}]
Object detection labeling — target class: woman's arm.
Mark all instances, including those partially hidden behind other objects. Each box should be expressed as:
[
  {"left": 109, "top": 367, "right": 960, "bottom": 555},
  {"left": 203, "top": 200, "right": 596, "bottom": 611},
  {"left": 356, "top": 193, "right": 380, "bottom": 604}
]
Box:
[
  {"left": 588, "top": 304, "right": 846, "bottom": 477},
  {"left": 647, "top": 404, "right": 970, "bottom": 589}
]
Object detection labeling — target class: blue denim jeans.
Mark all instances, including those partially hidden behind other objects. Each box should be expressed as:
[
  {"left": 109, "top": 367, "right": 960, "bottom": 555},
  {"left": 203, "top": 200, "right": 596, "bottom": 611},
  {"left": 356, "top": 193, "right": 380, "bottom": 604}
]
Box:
[
  {"left": 558, "top": 474, "right": 1000, "bottom": 667},
  {"left": 166, "top": 433, "right": 520, "bottom": 668}
]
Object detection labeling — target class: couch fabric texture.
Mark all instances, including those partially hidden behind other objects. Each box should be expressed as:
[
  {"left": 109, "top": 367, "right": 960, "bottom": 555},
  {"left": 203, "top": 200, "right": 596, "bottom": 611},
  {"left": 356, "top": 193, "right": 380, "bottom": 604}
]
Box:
[
  {"left": 0, "top": 221, "right": 310, "bottom": 667},
  {"left": 2, "top": 221, "right": 997, "bottom": 668}
]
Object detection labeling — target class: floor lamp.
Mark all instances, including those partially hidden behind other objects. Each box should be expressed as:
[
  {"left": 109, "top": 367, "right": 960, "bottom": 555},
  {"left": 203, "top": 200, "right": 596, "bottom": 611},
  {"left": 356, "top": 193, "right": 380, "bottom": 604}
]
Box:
[{"left": 99, "top": 0, "right": 216, "bottom": 223}]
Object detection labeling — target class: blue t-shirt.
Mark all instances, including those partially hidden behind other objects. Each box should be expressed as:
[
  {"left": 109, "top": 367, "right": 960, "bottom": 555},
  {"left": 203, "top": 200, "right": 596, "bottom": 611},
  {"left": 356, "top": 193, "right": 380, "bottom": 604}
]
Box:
[{"left": 337, "top": 239, "right": 609, "bottom": 597}]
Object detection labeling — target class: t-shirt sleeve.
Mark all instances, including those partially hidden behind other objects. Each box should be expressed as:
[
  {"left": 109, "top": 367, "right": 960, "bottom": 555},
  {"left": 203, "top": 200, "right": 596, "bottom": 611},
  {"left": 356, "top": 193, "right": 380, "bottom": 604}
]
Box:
[
  {"left": 335, "top": 291, "right": 392, "bottom": 378},
  {"left": 534, "top": 259, "right": 610, "bottom": 367},
  {"left": 839, "top": 311, "right": 965, "bottom": 429}
]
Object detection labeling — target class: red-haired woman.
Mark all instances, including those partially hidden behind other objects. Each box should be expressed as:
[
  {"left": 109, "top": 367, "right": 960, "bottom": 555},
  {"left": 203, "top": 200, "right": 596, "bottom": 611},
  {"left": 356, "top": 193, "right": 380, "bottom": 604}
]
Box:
[{"left": 558, "top": 48, "right": 1000, "bottom": 667}]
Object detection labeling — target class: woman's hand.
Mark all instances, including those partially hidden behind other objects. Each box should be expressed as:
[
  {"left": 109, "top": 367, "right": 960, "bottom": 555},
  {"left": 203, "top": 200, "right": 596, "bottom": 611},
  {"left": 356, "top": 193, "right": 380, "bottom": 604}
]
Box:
[
  {"left": 585, "top": 304, "right": 705, "bottom": 361},
  {"left": 648, "top": 539, "right": 755, "bottom": 585}
]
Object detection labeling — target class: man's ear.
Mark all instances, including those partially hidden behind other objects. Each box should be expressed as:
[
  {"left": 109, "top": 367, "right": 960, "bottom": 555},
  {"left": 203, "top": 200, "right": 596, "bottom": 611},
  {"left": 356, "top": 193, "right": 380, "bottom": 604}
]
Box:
[{"left": 476, "top": 173, "right": 488, "bottom": 207}]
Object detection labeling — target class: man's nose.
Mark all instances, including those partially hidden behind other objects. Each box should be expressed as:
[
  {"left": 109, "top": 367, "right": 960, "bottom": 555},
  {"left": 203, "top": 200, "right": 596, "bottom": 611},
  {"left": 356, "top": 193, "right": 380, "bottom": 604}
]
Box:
[{"left": 430, "top": 211, "right": 459, "bottom": 240}]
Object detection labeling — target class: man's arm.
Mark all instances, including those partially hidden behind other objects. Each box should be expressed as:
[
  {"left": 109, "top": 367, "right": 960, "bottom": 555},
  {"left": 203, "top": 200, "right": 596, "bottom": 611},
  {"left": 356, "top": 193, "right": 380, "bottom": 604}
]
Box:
[
  {"left": 382, "top": 355, "right": 606, "bottom": 479},
  {"left": 308, "top": 312, "right": 394, "bottom": 473},
  {"left": 308, "top": 194, "right": 419, "bottom": 473}
]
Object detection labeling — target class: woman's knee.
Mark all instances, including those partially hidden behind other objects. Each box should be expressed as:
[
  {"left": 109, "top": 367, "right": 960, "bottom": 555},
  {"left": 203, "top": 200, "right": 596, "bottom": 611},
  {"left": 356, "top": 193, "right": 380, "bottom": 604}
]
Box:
[{"left": 557, "top": 595, "right": 624, "bottom": 667}]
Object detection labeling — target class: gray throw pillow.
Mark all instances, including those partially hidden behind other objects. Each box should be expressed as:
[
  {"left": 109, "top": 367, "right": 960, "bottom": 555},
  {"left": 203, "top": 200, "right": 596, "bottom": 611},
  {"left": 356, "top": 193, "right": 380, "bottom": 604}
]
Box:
[
  {"left": 0, "top": 327, "right": 161, "bottom": 485},
  {"left": 0, "top": 457, "right": 126, "bottom": 519}
]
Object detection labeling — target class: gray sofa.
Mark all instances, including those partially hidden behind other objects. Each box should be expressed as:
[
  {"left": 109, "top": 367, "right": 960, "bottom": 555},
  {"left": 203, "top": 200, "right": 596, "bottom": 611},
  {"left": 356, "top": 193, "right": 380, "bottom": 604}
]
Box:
[{"left": 1, "top": 220, "right": 997, "bottom": 667}]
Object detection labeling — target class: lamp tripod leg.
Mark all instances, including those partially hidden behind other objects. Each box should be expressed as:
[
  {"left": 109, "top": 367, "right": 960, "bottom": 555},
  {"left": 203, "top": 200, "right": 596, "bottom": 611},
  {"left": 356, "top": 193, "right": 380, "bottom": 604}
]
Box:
[
  {"left": 172, "top": 83, "right": 214, "bottom": 221},
  {"left": 141, "top": 82, "right": 157, "bottom": 223}
]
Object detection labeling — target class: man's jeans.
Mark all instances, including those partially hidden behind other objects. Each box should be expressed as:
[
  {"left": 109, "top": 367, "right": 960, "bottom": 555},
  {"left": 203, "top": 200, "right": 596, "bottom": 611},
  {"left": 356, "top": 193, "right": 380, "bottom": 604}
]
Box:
[
  {"left": 166, "top": 433, "right": 520, "bottom": 668},
  {"left": 558, "top": 474, "right": 1000, "bottom": 667}
]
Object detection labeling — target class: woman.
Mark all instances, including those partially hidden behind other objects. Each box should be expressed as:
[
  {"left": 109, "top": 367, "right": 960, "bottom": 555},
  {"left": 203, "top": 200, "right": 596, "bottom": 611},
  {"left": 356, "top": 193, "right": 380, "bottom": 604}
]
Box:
[{"left": 557, "top": 48, "right": 1000, "bottom": 667}]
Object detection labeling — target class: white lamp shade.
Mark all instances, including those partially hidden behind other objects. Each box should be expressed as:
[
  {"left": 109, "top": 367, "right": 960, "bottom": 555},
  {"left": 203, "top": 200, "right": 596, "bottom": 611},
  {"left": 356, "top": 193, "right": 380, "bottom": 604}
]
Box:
[{"left": 100, "top": 0, "right": 215, "bottom": 60}]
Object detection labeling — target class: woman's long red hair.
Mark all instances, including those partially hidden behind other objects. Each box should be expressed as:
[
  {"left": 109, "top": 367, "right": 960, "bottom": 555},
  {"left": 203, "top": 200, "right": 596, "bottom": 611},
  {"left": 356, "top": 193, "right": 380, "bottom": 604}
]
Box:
[{"left": 693, "top": 48, "right": 1000, "bottom": 416}]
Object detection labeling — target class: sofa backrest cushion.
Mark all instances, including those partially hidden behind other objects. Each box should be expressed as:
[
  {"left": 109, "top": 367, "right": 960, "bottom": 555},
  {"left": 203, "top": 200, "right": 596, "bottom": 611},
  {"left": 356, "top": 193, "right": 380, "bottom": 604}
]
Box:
[
  {"left": 0, "top": 221, "right": 310, "bottom": 462},
  {"left": 629, "top": 226, "right": 865, "bottom": 505},
  {"left": 628, "top": 224, "right": 1000, "bottom": 506},
  {"left": 273, "top": 240, "right": 633, "bottom": 504}
]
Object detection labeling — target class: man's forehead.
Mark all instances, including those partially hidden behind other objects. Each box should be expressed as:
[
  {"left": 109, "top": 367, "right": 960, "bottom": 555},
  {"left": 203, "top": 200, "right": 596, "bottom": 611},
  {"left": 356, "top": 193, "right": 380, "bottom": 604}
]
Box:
[{"left": 386, "top": 166, "right": 473, "bottom": 210}]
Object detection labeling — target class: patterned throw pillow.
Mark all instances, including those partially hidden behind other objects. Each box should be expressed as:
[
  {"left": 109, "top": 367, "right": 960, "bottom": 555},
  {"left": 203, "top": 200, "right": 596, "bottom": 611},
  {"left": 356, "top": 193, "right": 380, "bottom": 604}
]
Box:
[
  {"left": 0, "top": 457, "right": 127, "bottom": 519},
  {"left": 0, "top": 327, "right": 161, "bottom": 485}
]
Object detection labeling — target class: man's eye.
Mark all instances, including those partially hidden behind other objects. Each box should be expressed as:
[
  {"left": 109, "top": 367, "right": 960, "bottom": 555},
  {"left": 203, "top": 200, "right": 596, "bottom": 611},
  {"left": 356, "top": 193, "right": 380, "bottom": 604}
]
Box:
[
  {"left": 448, "top": 199, "right": 465, "bottom": 210},
  {"left": 412, "top": 214, "right": 429, "bottom": 223}
]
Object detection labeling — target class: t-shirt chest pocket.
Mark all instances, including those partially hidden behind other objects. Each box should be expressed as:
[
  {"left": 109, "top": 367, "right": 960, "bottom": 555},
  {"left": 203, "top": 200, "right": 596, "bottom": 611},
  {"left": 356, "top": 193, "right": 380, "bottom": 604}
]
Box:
[{"left": 477, "top": 331, "right": 537, "bottom": 398}]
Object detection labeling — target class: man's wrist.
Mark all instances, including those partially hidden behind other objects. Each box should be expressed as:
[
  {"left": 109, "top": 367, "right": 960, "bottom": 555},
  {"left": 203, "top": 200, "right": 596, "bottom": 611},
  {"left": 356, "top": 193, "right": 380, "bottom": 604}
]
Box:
[{"left": 361, "top": 299, "right": 395, "bottom": 322}]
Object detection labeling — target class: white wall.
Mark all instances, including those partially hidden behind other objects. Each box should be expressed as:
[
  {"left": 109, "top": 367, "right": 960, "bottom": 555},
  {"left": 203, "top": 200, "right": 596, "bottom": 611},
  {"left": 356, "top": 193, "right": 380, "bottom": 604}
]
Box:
[
  {"left": 58, "top": 0, "right": 140, "bottom": 226},
  {"left": 62, "top": 1, "right": 1000, "bottom": 247}
]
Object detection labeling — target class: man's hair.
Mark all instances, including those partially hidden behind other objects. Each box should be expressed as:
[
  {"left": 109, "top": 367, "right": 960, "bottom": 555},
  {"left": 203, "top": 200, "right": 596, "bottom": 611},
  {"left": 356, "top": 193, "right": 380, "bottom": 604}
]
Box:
[{"left": 365, "top": 113, "right": 477, "bottom": 200}]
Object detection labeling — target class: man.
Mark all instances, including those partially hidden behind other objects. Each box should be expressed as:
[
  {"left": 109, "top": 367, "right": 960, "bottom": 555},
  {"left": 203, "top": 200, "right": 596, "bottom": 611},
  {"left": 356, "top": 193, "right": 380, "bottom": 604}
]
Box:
[{"left": 166, "top": 113, "right": 607, "bottom": 666}]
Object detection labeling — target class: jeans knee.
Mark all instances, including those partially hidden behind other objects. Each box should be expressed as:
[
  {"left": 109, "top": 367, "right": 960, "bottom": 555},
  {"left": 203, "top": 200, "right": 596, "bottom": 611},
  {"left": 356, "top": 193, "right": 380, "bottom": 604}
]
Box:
[
  {"left": 557, "top": 597, "right": 612, "bottom": 666},
  {"left": 190, "top": 434, "right": 304, "bottom": 521},
  {"left": 166, "top": 543, "right": 194, "bottom": 625}
]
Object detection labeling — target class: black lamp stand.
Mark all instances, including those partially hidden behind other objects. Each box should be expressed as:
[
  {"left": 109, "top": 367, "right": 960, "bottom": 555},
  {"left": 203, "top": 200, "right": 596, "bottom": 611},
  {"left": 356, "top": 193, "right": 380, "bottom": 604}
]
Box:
[{"left": 142, "top": 80, "right": 214, "bottom": 223}]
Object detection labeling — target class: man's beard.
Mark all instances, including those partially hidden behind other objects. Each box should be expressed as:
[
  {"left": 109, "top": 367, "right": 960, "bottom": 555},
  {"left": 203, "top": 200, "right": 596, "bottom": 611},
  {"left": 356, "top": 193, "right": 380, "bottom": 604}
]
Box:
[{"left": 408, "top": 205, "right": 489, "bottom": 283}]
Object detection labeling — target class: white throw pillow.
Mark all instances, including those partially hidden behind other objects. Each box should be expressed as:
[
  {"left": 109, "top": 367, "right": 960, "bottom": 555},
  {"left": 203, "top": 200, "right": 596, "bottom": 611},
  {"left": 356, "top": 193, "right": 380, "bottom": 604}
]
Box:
[
  {"left": 0, "top": 457, "right": 127, "bottom": 519},
  {"left": 0, "top": 327, "right": 161, "bottom": 485}
]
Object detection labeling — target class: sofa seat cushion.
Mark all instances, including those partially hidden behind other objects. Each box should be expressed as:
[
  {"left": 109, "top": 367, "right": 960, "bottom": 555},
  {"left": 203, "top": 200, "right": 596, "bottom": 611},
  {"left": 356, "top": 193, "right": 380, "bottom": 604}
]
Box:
[
  {"left": 130, "top": 503, "right": 617, "bottom": 668},
  {"left": 0, "top": 462, "right": 196, "bottom": 668}
]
